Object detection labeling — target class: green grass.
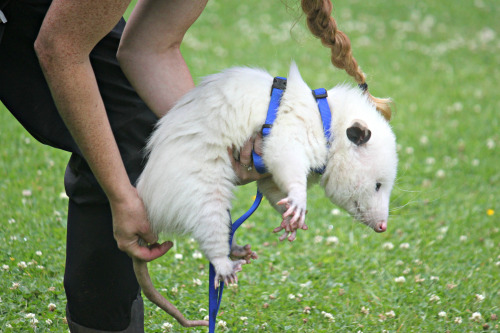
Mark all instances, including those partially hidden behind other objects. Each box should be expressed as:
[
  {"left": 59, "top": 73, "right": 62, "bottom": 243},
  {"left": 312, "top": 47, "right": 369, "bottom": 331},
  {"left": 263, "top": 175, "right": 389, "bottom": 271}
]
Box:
[{"left": 1, "top": 0, "right": 499, "bottom": 331}]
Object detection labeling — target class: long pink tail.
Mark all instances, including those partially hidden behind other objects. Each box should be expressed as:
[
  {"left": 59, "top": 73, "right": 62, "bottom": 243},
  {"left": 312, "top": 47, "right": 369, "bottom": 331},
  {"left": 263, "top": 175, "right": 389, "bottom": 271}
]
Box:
[{"left": 133, "top": 258, "right": 209, "bottom": 327}]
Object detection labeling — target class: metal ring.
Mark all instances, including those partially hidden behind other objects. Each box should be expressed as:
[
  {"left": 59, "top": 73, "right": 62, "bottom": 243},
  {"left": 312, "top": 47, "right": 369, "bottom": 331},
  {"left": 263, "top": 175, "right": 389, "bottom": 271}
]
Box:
[{"left": 240, "top": 163, "right": 252, "bottom": 171}]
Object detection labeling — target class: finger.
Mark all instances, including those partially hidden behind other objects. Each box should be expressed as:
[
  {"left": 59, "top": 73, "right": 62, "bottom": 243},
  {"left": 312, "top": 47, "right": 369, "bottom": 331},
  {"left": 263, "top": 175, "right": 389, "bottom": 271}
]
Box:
[
  {"left": 288, "top": 231, "right": 297, "bottom": 242},
  {"left": 227, "top": 147, "right": 239, "bottom": 169},
  {"left": 273, "top": 225, "right": 284, "bottom": 233},
  {"left": 253, "top": 132, "right": 264, "bottom": 156},
  {"left": 239, "top": 137, "right": 254, "bottom": 165},
  {"left": 131, "top": 241, "right": 173, "bottom": 262},
  {"left": 277, "top": 198, "right": 289, "bottom": 206},
  {"left": 279, "top": 231, "right": 288, "bottom": 241}
]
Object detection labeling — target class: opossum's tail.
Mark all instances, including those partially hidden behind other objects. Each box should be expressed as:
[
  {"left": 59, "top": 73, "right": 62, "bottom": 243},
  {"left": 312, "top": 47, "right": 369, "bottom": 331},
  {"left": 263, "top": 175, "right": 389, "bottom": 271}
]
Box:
[{"left": 132, "top": 258, "right": 209, "bottom": 327}]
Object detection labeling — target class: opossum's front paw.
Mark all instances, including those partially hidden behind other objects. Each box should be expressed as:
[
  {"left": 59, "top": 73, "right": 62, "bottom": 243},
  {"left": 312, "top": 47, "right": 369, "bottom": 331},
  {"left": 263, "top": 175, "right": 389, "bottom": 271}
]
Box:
[
  {"left": 274, "top": 197, "right": 308, "bottom": 242},
  {"left": 212, "top": 257, "right": 246, "bottom": 289},
  {"left": 230, "top": 243, "right": 258, "bottom": 264}
]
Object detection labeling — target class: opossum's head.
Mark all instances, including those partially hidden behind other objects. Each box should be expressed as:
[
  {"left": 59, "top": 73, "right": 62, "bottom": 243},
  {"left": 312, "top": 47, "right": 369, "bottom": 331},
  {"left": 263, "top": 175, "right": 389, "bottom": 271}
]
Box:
[{"left": 321, "top": 86, "right": 398, "bottom": 233}]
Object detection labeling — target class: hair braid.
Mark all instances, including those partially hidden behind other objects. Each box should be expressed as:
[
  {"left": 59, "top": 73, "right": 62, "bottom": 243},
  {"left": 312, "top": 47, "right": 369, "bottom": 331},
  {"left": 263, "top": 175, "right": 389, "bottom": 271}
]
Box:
[{"left": 301, "top": 0, "right": 392, "bottom": 120}]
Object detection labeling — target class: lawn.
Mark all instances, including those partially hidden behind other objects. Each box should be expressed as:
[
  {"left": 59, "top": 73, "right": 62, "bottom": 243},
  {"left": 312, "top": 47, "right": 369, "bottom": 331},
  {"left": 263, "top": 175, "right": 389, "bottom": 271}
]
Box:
[{"left": 1, "top": 0, "right": 499, "bottom": 331}]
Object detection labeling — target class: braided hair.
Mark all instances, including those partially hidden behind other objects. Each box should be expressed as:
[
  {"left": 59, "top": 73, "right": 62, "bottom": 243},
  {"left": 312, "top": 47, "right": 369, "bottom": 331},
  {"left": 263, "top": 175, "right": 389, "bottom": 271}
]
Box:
[{"left": 301, "top": 0, "right": 392, "bottom": 120}]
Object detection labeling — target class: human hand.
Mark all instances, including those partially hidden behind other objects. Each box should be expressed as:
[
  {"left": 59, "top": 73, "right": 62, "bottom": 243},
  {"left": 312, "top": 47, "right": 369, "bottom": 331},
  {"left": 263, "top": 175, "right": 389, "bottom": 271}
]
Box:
[
  {"left": 228, "top": 134, "right": 270, "bottom": 185},
  {"left": 110, "top": 186, "right": 172, "bottom": 262}
]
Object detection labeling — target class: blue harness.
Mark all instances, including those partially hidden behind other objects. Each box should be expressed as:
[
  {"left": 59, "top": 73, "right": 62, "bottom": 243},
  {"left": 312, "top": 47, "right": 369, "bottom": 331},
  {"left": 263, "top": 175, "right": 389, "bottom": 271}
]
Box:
[{"left": 208, "top": 77, "right": 332, "bottom": 332}]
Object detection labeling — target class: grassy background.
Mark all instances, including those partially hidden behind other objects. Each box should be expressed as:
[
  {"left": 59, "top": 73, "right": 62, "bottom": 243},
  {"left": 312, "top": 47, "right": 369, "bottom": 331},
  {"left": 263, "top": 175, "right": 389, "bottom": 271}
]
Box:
[{"left": 1, "top": 0, "right": 499, "bottom": 331}]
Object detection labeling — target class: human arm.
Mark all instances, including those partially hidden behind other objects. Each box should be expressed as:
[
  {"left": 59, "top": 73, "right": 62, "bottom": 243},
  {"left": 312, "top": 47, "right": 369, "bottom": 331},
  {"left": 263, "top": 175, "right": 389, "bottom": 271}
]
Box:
[
  {"left": 34, "top": 0, "right": 169, "bottom": 261},
  {"left": 117, "top": 0, "right": 208, "bottom": 117}
]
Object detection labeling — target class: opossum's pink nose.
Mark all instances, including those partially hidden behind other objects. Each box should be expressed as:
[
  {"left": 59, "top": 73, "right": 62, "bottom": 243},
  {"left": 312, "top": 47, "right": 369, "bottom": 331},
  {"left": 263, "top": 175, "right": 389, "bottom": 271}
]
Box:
[{"left": 375, "top": 222, "right": 387, "bottom": 233}]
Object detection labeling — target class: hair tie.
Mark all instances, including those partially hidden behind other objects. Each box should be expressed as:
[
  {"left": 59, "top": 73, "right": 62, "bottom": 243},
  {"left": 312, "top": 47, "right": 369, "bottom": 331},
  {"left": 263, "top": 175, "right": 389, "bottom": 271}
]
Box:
[{"left": 358, "top": 82, "right": 368, "bottom": 92}]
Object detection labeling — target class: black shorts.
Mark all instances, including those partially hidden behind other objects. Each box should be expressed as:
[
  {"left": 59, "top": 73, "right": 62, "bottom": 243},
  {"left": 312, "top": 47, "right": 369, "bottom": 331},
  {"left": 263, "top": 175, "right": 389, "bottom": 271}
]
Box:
[{"left": 0, "top": 1, "right": 158, "bottom": 330}]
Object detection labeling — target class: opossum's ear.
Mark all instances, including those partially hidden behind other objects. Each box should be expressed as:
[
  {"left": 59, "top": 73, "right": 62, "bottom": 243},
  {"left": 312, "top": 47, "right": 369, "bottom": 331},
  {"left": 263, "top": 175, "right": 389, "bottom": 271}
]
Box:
[{"left": 346, "top": 120, "right": 371, "bottom": 146}]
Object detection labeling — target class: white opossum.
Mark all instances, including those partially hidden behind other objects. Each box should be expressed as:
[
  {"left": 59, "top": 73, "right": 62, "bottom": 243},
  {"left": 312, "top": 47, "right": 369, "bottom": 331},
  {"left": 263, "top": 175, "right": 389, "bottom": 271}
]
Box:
[{"left": 134, "top": 63, "right": 398, "bottom": 327}]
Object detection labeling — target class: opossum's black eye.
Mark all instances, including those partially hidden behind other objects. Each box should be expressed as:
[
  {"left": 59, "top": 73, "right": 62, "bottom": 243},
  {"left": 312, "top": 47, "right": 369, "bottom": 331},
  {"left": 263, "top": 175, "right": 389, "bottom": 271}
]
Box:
[{"left": 376, "top": 182, "right": 382, "bottom": 192}]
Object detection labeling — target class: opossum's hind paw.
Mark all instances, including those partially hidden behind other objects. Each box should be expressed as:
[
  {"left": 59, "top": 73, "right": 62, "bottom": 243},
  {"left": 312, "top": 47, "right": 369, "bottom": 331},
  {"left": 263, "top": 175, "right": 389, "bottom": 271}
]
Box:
[
  {"left": 230, "top": 243, "right": 258, "bottom": 264},
  {"left": 212, "top": 258, "right": 246, "bottom": 289}
]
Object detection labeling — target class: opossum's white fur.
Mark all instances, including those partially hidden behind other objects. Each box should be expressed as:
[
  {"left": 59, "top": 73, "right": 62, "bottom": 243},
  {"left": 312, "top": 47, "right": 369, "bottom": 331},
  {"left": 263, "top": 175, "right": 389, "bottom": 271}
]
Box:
[{"left": 137, "top": 62, "right": 398, "bottom": 284}]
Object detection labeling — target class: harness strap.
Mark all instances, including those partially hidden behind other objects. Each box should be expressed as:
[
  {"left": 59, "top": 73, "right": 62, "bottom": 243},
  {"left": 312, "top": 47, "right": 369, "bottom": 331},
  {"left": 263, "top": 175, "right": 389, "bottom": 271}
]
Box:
[{"left": 252, "top": 77, "right": 287, "bottom": 174}]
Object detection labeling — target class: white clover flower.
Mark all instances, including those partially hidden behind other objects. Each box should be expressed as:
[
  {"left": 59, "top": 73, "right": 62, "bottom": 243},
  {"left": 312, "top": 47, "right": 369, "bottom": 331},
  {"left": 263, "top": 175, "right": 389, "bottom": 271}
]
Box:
[
  {"left": 436, "top": 169, "right": 446, "bottom": 178},
  {"left": 395, "top": 260, "right": 404, "bottom": 266},
  {"left": 361, "top": 306, "right": 370, "bottom": 315},
  {"left": 330, "top": 208, "right": 341, "bottom": 215},
  {"left": 475, "top": 294, "right": 485, "bottom": 302},
  {"left": 394, "top": 276, "right": 406, "bottom": 283},
  {"left": 425, "top": 157, "right": 436, "bottom": 165},
  {"left": 471, "top": 159, "right": 480, "bottom": 167},
  {"left": 470, "top": 312, "right": 482, "bottom": 322},
  {"left": 36, "top": 265, "right": 45, "bottom": 270},
  {"left": 240, "top": 316, "right": 248, "bottom": 321},
  {"left": 300, "top": 281, "right": 312, "bottom": 288},
  {"left": 383, "top": 242, "right": 394, "bottom": 250},
  {"left": 430, "top": 276, "right": 440, "bottom": 281},
  {"left": 459, "top": 235, "right": 467, "bottom": 242},
  {"left": 288, "top": 294, "right": 295, "bottom": 300},
  {"left": 171, "top": 286, "right": 178, "bottom": 294},
  {"left": 217, "top": 320, "right": 227, "bottom": 329},
  {"left": 385, "top": 310, "right": 396, "bottom": 318},
  {"left": 314, "top": 236, "right": 323, "bottom": 243},
  {"left": 405, "top": 147, "right": 414, "bottom": 154},
  {"left": 161, "top": 322, "right": 173, "bottom": 331},
  {"left": 486, "top": 138, "right": 495, "bottom": 149},
  {"left": 48, "top": 303, "right": 57, "bottom": 311},
  {"left": 35, "top": 251, "right": 42, "bottom": 256},
  {"left": 8, "top": 218, "right": 15, "bottom": 224},
  {"left": 415, "top": 275, "right": 425, "bottom": 283},
  {"left": 399, "top": 242, "right": 410, "bottom": 249},
  {"left": 438, "top": 311, "right": 447, "bottom": 318},
  {"left": 193, "top": 278, "right": 202, "bottom": 286},
  {"left": 303, "top": 306, "right": 311, "bottom": 314},
  {"left": 429, "top": 294, "right": 440, "bottom": 302},
  {"left": 326, "top": 236, "right": 339, "bottom": 245},
  {"left": 198, "top": 308, "right": 207, "bottom": 312},
  {"left": 25, "top": 313, "right": 36, "bottom": 319},
  {"left": 321, "top": 311, "right": 335, "bottom": 322},
  {"left": 22, "top": 189, "right": 32, "bottom": 197},
  {"left": 46, "top": 319, "right": 53, "bottom": 325},
  {"left": 454, "top": 316, "right": 462, "bottom": 324},
  {"left": 6, "top": 324, "right": 12, "bottom": 328},
  {"left": 17, "top": 261, "right": 27, "bottom": 269},
  {"left": 439, "top": 226, "right": 448, "bottom": 234},
  {"left": 192, "top": 251, "right": 203, "bottom": 259},
  {"left": 2, "top": 264, "right": 9, "bottom": 271},
  {"left": 420, "top": 135, "right": 429, "bottom": 145},
  {"left": 174, "top": 253, "right": 183, "bottom": 260},
  {"left": 403, "top": 268, "right": 411, "bottom": 275}
]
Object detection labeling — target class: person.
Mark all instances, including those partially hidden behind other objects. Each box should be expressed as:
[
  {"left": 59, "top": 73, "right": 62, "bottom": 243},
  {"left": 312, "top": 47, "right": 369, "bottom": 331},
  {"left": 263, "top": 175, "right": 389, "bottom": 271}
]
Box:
[{"left": 0, "top": 0, "right": 390, "bottom": 331}]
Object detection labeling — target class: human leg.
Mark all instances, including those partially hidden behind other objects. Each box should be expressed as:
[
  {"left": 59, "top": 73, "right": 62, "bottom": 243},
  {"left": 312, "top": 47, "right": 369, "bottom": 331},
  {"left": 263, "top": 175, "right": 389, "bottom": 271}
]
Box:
[{"left": 0, "top": 1, "right": 157, "bottom": 330}]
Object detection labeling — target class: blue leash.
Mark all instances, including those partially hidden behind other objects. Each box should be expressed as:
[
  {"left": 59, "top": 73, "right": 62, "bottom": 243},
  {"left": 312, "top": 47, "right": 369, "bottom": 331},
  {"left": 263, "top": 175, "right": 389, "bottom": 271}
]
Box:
[
  {"left": 208, "top": 77, "right": 332, "bottom": 332},
  {"left": 208, "top": 191, "right": 263, "bottom": 332}
]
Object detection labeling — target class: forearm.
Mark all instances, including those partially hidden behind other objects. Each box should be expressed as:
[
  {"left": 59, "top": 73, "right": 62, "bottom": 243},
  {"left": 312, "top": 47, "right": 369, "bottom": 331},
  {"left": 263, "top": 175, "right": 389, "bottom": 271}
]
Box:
[
  {"left": 38, "top": 55, "right": 133, "bottom": 202},
  {"left": 34, "top": 0, "right": 134, "bottom": 203}
]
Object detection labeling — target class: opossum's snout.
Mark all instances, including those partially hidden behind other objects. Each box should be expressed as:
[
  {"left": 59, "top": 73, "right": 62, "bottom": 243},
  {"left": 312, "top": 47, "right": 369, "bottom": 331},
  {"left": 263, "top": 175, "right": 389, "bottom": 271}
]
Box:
[
  {"left": 354, "top": 201, "right": 388, "bottom": 233},
  {"left": 373, "top": 221, "right": 387, "bottom": 233}
]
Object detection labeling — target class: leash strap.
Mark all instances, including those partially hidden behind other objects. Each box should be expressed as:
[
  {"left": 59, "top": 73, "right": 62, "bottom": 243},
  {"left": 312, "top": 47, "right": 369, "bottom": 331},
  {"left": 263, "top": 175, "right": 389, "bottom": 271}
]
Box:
[
  {"left": 252, "top": 77, "right": 287, "bottom": 174},
  {"left": 209, "top": 191, "right": 264, "bottom": 332}
]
